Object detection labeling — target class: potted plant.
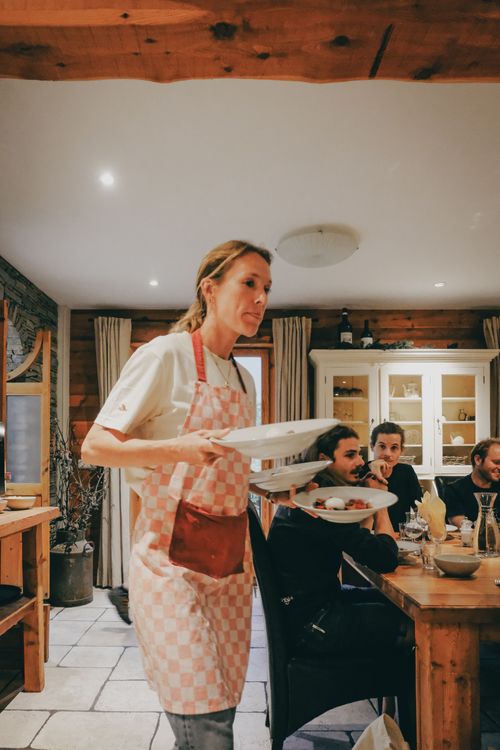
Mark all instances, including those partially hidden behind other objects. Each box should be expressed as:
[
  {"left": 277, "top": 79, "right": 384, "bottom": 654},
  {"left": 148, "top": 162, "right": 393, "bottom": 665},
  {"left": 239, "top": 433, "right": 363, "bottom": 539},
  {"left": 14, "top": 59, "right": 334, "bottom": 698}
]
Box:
[{"left": 50, "top": 421, "right": 107, "bottom": 606}]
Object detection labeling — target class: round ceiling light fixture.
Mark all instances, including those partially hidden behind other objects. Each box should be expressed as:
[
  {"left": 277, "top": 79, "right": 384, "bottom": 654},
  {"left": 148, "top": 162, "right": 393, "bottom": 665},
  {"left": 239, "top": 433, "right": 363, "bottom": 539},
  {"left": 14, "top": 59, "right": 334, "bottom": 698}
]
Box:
[{"left": 275, "top": 226, "right": 359, "bottom": 268}]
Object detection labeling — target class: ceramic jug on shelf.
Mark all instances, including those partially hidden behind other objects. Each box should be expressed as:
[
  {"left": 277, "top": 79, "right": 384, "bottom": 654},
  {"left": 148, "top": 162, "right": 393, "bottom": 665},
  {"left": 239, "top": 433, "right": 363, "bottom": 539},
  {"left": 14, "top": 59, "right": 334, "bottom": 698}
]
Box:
[
  {"left": 473, "top": 493, "right": 500, "bottom": 557},
  {"left": 402, "top": 383, "right": 418, "bottom": 398}
]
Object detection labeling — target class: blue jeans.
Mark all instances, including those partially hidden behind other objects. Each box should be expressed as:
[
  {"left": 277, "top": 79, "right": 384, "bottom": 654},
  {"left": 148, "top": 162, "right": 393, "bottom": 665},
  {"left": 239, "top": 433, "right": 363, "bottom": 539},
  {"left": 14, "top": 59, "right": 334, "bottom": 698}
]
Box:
[{"left": 165, "top": 707, "right": 236, "bottom": 750}]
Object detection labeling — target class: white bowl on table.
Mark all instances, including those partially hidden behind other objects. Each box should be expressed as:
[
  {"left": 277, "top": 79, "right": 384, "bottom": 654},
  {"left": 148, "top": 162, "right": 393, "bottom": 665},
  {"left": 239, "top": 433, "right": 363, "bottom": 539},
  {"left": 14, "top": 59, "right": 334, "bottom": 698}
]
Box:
[
  {"left": 6, "top": 496, "right": 37, "bottom": 510},
  {"left": 293, "top": 486, "right": 398, "bottom": 524},
  {"left": 433, "top": 553, "right": 482, "bottom": 578}
]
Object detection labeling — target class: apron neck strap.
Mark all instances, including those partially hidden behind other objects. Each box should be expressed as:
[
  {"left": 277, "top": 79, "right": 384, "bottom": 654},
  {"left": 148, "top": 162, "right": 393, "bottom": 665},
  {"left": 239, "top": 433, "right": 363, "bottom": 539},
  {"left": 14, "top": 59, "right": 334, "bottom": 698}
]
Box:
[
  {"left": 191, "top": 329, "right": 207, "bottom": 382},
  {"left": 191, "top": 329, "right": 247, "bottom": 393}
]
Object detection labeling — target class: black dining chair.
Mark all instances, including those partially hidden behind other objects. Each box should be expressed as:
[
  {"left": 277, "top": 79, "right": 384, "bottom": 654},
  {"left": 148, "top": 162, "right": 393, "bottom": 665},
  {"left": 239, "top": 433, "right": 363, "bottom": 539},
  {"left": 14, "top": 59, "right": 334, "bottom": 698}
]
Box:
[
  {"left": 433, "top": 475, "right": 463, "bottom": 501},
  {"left": 247, "top": 503, "right": 416, "bottom": 750}
]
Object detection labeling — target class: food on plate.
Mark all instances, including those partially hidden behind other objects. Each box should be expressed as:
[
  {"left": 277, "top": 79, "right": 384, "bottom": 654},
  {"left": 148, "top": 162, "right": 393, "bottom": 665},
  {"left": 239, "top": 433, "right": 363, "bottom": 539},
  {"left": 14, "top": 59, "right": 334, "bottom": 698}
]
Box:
[
  {"left": 313, "top": 497, "right": 372, "bottom": 511},
  {"left": 324, "top": 497, "right": 346, "bottom": 510}
]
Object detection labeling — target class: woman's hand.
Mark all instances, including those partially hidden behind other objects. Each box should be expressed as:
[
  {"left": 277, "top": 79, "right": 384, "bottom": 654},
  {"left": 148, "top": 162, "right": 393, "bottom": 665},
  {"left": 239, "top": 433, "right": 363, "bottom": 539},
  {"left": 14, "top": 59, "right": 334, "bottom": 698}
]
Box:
[{"left": 170, "top": 429, "right": 233, "bottom": 466}]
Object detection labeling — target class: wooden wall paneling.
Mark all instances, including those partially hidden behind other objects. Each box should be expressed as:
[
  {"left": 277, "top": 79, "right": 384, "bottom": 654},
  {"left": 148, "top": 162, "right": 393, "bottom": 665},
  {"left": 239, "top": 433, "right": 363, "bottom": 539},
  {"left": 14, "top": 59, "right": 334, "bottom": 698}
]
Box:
[{"left": 70, "top": 308, "right": 497, "bottom": 449}]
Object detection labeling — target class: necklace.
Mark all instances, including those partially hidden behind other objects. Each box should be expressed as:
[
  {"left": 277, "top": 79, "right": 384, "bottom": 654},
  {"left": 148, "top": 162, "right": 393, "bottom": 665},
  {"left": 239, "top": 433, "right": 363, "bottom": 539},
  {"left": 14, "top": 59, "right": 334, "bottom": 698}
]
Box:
[{"left": 211, "top": 352, "right": 235, "bottom": 387}]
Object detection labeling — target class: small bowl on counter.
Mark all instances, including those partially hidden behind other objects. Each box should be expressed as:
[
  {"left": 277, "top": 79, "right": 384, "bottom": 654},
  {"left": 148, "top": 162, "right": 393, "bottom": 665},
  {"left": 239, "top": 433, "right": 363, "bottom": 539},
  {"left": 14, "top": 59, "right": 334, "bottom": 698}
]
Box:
[
  {"left": 6, "top": 496, "right": 37, "bottom": 511},
  {"left": 434, "top": 553, "right": 482, "bottom": 578},
  {"left": 0, "top": 497, "right": 8, "bottom": 513}
]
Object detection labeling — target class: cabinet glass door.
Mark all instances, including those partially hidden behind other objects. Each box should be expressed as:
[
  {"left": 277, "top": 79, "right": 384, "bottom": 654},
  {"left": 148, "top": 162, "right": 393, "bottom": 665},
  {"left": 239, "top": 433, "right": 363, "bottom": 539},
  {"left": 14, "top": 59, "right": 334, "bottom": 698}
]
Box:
[
  {"left": 324, "top": 367, "right": 376, "bottom": 462},
  {"left": 380, "top": 365, "right": 433, "bottom": 475},
  {"left": 437, "top": 372, "right": 478, "bottom": 473}
]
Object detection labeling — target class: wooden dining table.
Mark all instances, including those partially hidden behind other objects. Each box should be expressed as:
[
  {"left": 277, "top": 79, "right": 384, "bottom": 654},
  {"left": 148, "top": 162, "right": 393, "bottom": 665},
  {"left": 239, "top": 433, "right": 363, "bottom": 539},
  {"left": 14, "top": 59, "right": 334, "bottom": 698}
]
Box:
[{"left": 347, "top": 537, "right": 500, "bottom": 750}]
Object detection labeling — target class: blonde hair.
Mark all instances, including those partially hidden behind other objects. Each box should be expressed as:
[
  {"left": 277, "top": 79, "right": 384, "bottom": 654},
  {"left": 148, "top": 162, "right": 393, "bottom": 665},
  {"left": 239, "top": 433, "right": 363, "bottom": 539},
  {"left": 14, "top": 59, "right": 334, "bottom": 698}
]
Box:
[{"left": 171, "top": 240, "right": 272, "bottom": 333}]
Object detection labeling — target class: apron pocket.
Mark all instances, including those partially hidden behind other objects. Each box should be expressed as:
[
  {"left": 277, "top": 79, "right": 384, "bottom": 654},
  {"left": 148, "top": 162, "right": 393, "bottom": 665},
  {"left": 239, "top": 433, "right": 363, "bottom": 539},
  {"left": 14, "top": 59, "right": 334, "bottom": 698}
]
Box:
[{"left": 169, "top": 500, "right": 247, "bottom": 579}]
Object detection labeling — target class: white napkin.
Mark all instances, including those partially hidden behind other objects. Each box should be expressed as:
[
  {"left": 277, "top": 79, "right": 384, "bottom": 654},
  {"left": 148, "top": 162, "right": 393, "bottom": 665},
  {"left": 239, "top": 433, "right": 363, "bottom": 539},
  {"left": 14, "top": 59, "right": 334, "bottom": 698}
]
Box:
[
  {"left": 416, "top": 489, "right": 447, "bottom": 539},
  {"left": 352, "top": 714, "right": 410, "bottom": 750}
]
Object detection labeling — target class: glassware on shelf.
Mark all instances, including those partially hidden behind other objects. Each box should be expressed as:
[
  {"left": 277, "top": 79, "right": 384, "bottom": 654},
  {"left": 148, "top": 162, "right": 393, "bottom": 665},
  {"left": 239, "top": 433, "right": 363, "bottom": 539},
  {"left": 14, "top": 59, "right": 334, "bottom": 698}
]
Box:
[{"left": 473, "top": 492, "right": 500, "bottom": 557}]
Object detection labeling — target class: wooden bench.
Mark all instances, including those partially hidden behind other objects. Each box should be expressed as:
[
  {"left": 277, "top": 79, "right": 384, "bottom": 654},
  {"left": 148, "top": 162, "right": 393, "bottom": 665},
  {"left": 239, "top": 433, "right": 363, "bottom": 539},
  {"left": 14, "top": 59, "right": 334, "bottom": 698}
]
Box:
[{"left": 0, "top": 507, "right": 59, "bottom": 692}]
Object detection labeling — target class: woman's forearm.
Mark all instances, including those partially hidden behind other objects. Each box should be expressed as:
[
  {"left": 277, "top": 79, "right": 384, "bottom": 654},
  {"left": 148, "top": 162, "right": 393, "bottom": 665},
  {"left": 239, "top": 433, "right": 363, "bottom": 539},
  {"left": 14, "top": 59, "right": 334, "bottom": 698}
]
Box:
[
  {"left": 81, "top": 424, "right": 175, "bottom": 468},
  {"left": 81, "top": 423, "right": 233, "bottom": 468}
]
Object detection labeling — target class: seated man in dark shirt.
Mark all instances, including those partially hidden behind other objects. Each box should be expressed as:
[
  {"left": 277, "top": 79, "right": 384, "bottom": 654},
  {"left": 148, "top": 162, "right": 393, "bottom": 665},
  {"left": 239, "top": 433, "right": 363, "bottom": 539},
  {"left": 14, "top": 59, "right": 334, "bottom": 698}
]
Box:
[
  {"left": 268, "top": 425, "right": 407, "bottom": 658},
  {"left": 368, "top": 422, "right": 422, "bottom": 531},
  {"left": 444, "top": 438, "right": 500, "bottom": 526}
]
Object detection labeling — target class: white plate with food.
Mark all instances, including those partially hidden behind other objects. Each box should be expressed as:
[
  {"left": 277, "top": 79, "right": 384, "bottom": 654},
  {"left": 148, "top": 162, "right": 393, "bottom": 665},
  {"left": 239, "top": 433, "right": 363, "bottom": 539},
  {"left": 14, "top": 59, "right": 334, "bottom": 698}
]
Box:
[
  {"left": 250, "top": 460, "right": 331, "bottom": 493},
  {"left": 293, "top": 486, "right": 398, "bottom": 524},
  {"left": 211, "top": 418, "right": 338, "bottom": 460}
]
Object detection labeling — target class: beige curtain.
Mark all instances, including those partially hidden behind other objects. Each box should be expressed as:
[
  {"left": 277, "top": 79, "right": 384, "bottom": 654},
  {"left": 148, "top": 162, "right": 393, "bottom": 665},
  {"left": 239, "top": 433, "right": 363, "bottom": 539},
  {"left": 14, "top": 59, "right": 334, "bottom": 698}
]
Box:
[
  {"left": 94, "top": 316, "right": 132, "bottom": 587},
  {"left": 272, "top": 315, "right": 312, "bottom": 423},
  {"left": 483, "top": 316, "right": 500, "bottom": 437}
]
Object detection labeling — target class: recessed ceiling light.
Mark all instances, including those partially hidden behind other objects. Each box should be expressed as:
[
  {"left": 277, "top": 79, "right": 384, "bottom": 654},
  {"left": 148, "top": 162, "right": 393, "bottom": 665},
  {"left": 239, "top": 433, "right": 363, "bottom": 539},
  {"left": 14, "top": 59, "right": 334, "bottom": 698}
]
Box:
[
  {"left": 99, "top": 172, "right": 115, "bottom": 187},
  {"left": 434, "top": 282, "right": 445, "bottom": 288},
  {"left": 149, "top": 279, "right": 159, "bottom": 287}
]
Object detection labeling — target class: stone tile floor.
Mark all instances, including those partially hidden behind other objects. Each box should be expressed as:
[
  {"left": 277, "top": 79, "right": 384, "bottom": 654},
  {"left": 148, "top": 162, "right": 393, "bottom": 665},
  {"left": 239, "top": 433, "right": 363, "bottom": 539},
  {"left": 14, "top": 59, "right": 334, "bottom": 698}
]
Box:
[{"left": 0, "top": 587, "right": 499, "bottom": 749}]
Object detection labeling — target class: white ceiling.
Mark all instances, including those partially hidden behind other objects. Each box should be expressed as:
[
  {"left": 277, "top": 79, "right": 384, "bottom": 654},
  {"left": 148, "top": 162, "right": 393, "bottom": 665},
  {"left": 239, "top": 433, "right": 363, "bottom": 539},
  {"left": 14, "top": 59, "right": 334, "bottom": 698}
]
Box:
[{"left": 1, "top": 77, "right": 499, "bottom": 310}]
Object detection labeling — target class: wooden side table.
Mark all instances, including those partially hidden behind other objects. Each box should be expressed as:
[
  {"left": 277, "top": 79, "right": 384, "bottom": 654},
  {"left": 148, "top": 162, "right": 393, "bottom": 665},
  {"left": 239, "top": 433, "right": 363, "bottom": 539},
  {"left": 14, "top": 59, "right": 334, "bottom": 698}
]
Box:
[{"left": 0, "top": 507, "right": 59, "bottom": 692}]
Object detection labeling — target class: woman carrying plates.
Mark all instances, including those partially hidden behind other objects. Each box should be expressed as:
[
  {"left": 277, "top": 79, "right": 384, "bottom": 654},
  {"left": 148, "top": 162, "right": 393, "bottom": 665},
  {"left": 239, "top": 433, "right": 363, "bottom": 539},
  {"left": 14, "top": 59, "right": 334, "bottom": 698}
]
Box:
[{"left": 83, "top": 240, "right": 294, "bottom": 749}]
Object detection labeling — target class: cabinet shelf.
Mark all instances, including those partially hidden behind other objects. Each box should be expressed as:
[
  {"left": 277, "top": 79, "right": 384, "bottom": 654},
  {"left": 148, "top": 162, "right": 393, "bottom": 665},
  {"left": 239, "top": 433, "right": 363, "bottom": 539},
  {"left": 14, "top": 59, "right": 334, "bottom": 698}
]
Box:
[
  {"left": 333, "top": 397, "right": 368, "bottom": 402},
  {"left": 335, "top": 420, "right": 366, "bottom": 425},
  {"left": 311, "top": 348, "right": 496, "bottom": 480},
  {"left": 442, "top": 397, "right": 475, "bottom": 402},
  {"left": 390, "top": 397, "right": 422, "bottom": 402}
]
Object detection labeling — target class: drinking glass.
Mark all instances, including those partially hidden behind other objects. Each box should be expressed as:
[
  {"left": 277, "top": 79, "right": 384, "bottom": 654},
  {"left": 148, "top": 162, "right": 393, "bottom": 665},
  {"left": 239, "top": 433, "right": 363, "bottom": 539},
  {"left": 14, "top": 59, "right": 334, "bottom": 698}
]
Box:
[
  {"left": 404, "top": 518, "right": 423, "bottom": 543},
  {"left": 429, "top": 528, "right": 447, "bottom": 545},
  {"left": 422, "top": 541, "right": 439, "bottom": 570}
]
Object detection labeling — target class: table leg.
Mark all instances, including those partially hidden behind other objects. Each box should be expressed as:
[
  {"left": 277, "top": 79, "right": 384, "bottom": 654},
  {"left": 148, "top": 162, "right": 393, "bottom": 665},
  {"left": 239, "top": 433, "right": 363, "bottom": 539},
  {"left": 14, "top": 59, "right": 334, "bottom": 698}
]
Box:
[
  {"left": 415, "top": 620, "right": 480, "bottom": 750},
  {"left": 22, "top": 524, "right": 44, "bottom": 692}
]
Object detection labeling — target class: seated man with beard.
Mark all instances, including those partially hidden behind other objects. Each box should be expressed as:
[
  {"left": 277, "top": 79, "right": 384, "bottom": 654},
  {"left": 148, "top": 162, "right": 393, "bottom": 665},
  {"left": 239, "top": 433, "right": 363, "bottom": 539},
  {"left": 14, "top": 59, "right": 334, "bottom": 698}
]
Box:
[{"left": 444, "top": 438, "right": 500, "bottom": 526}]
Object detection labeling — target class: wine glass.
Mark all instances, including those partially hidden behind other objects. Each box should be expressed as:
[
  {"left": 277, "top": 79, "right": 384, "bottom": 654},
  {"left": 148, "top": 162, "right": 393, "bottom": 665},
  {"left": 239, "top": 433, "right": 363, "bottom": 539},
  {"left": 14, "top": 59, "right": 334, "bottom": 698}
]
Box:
[
  {"left": 428, "top": 525, "right": 447, "bottom": 556},
  {"left": 404, "top": 518, "right": 424, "bottom": 543}
]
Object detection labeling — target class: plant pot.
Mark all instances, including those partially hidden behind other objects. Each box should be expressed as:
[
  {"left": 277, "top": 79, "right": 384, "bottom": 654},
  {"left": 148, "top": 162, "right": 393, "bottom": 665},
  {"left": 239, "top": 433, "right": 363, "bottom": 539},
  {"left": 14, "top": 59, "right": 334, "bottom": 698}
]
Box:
[{"left": 50, "top": 529, "right": 95, "bottom": 607}]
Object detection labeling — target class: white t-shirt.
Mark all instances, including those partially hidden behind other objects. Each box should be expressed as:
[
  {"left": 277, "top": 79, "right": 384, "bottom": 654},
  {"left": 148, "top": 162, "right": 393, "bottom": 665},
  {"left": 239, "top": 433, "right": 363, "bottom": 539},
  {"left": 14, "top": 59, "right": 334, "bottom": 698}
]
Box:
[{"left": 95, "top": 331, "right": 255, "bottom": 494}]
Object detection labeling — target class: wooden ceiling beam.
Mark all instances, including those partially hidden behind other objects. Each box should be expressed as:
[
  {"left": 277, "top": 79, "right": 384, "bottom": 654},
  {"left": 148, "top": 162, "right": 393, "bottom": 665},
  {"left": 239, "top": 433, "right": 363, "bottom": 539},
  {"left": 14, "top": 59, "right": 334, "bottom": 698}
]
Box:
[{"left": 0, "top": 2, "right": 499, "bottom": 84}]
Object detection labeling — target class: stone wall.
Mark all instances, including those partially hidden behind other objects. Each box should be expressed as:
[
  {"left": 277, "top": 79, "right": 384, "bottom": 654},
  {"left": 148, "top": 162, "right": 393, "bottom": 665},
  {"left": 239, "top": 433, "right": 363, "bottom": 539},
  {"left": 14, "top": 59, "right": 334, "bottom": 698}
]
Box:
[{"left": 0, "top": 255, "right": 58, "bottom": 501}]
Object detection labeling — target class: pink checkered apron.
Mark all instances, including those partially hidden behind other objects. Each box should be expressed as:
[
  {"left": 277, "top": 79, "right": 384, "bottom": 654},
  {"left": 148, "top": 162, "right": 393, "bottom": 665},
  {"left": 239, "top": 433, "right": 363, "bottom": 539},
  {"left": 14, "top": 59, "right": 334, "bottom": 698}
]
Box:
[{"left": 129, "top": 330, "right": 254, "bottom": 714}]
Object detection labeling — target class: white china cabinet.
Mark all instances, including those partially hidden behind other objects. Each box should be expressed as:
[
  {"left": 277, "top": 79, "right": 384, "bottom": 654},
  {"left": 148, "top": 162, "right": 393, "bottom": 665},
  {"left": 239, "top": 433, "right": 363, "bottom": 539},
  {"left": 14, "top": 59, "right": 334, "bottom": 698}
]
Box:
[{"left": 309, "top": 349, "right": 499, "bottom": 478}]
